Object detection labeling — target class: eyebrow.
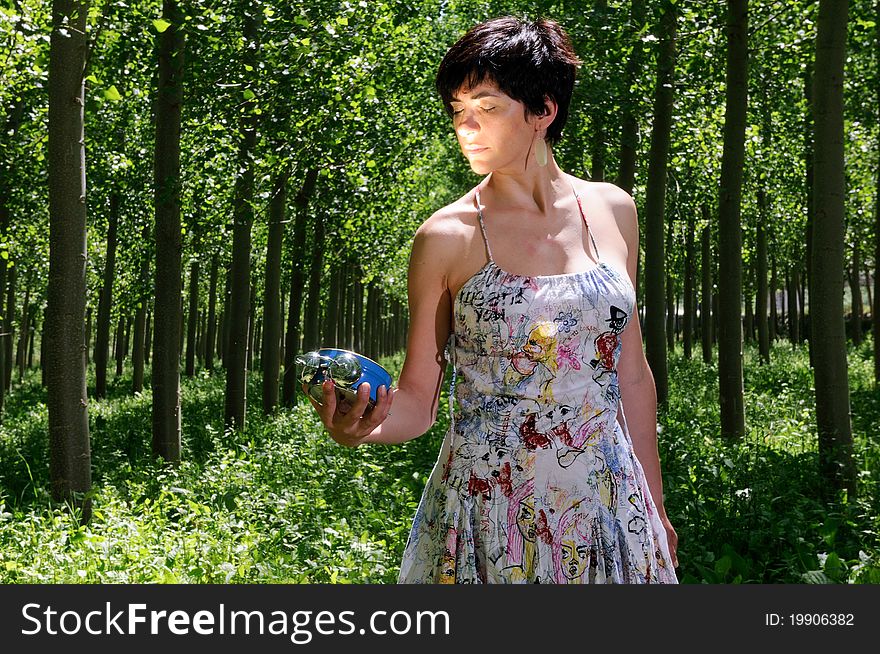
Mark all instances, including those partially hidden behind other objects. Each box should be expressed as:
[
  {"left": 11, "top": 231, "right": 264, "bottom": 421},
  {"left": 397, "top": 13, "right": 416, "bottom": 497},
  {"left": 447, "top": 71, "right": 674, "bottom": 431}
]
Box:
[{"left": 450, "top": 91, "right": 500, "bottom": 102}]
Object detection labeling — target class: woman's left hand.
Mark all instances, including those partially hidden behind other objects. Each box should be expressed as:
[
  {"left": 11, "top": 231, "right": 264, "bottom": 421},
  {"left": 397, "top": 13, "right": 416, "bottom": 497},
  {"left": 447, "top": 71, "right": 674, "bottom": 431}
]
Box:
[{"left": 660, "top": 514, "right": 679, "bottom": 568}]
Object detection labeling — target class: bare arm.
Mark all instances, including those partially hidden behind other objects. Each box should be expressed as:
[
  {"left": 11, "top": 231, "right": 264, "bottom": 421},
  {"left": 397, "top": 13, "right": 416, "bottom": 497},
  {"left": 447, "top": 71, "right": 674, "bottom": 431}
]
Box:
[
  {"left": 305, "top": 214, "right": 455, "bottom": 447},
  {"left": 606, "top": 184, "right": 679, "bottom": 566}
]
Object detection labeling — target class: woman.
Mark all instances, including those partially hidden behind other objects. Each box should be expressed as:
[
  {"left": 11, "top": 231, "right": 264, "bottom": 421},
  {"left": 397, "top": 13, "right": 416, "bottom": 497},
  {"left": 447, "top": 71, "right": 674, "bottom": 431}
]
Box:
[{"left": 304, "top": 16, "right": 679, "bottom": 584}]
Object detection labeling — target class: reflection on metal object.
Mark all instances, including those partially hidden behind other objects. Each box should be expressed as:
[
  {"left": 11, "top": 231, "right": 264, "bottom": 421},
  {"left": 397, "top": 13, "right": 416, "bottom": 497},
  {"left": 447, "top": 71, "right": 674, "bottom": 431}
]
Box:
[{"left": 296, "top": 347, "right": 393, "bottom": 409}]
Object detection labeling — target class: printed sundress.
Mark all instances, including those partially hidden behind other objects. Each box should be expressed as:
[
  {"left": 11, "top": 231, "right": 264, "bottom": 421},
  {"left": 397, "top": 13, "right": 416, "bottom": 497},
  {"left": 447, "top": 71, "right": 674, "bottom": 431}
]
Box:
[{"left": 397, "top": 178, "right": 678, "bottom": 584}]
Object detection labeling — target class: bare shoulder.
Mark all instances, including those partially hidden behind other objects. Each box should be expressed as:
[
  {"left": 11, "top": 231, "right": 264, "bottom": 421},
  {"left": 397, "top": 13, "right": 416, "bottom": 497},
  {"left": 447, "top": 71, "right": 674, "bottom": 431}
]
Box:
[
  {"left": 410, "top": 190, "right": 482, "bottom": 287},
  {"left": 569, "top": 178, "right": 639, "bottom": 243},
  {"left": 413, "top": 193, "right": 477, "bottom": 246}
]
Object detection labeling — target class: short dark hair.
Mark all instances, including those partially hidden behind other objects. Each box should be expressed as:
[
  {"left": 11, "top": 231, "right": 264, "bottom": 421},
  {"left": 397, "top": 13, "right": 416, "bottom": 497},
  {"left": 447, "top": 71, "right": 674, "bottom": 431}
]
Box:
[{"left": 435, "top": 16, "right": 581, "bottom": 145}]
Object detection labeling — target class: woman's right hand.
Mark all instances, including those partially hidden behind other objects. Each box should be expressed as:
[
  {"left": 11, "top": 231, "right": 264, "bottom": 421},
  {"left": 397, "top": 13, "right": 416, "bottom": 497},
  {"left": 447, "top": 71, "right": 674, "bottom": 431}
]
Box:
[{"left": 302, "top": 379, "right": 394, "bottom": 448}]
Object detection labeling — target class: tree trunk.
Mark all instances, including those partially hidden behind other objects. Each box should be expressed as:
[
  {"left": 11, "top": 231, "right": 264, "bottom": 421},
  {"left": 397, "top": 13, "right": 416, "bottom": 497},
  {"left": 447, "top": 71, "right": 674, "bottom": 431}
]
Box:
[
  {"left": 683, "top": 211, "right": 695, "bottom": 359},
  {"left": 262, "top": 166, "right": 288, "bottom": 413},
  {"left": 282, "top": 168, "right": 319, "bottom": 406},
  {"left": 616, "top": 0, "right": 647, "bottom": 194},
  {"left": 205, "top": 252, "right": 219, "bottom": 371},
  {"left": 224, "top": 6, "right": 261, "bottom": 430},
  {"left": 4, "top": 265, "right": 15, "bottom": 391},
  {"left": 848, "top": 244, "right": 862, "bottom": 345},
  {"left": 875, "top": 6, "right": 880, "bottom": 384},
  {"left": 303, "top": 211, "right": 324, "bottom": 353},
  {"left": 185, "top": 259, "right": 199, "bottom": 376},
  {"left": 324, "top": 265, "right": 340, "bottom": 346},
  {"left": 114, "top": 314, "right": 124, "bottom": 377},
  {"left": 132, "top": 223, "right": 151, "bottom": 393},
  {"left": 756, "top": 192, "right": 770, "bottom": 364},
  {"left": 787, "top": 267, "right": 800, "bottom": 343},
  {"left": 246, "top": 278, "right": 256, "bottom": 372},
  {"left": 804, "top": 58, "right": 816, "bottom": 368},
  {"left": 354, "top": 266, "right": 364, "bottom": 353},
  {"left": 47, "top": 0, "right": 92, "bottom": 521},
  {"left": 151, "top": 0, "right": 184, "bottom": 462},
  {"left": 811, "top": 0, "right": 856, "bottom": 497},
  {"left": 665, "top": 217, "right": 675, "bottom": 353},
  {"left": 365, "top": 283, "right": 377, "bottom": 360},
  {"left": 220, "top": 267, "right": 231, "bottom": 366},
  {"left": 769, "top": 252, "right": 778, "bottom": 343},
  {"left": 16, "top": 285, "right": 31, "bottom": 381},
  {"left": 717, "top": 0, "right": 748, "bottom": 439},
  {"left": 744, "top": 285, "right": 754, "bottom": 343},
  {"left": 643, "top": 0, "right": 678, "bottom": 405}
]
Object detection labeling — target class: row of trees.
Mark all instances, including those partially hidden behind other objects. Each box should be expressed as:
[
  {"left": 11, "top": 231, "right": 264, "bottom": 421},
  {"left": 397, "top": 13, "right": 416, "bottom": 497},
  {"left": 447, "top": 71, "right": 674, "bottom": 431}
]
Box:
[{"left": 1, "top": 0, "right": 877, "bottom": 520}]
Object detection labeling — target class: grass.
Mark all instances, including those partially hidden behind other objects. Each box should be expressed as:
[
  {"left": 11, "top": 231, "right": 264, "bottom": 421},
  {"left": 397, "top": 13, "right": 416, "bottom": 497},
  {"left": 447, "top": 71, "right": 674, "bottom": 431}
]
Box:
[{"left": 0, "top": 340, "right": 878, "bottom": 583}]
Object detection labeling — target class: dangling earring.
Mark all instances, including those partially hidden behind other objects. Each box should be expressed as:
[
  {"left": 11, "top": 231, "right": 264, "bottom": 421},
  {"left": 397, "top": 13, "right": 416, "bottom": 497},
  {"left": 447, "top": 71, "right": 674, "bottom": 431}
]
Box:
[{"left": 535, "top": 135, "right": 548, "bottom": 167}]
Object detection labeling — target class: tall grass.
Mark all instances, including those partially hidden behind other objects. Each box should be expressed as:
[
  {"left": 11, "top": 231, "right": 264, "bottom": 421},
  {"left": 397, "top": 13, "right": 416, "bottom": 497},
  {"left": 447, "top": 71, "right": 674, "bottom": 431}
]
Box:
[{"left": 0, "top": 341, "right": 877, "bottom": 583}]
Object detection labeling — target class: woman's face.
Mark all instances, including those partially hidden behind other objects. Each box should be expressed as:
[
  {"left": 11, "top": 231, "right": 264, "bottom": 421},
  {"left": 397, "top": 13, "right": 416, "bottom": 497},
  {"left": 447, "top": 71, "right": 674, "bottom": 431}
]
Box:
[{"left": 449, "top": 79, "right": 539, "bottom": 175}]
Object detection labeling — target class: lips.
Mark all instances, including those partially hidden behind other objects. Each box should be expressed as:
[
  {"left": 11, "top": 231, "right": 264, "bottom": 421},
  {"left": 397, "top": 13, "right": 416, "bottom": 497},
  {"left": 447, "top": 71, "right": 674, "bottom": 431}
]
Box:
[{"left": 464, "top": 145, "right": 488, "bottom": 153}]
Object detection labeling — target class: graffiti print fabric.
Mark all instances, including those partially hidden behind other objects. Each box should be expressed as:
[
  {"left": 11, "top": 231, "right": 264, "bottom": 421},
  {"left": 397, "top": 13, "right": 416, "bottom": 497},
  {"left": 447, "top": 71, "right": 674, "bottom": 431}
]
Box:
[{"left": 398, "top": 182, "right": 678, "bottom": 584}]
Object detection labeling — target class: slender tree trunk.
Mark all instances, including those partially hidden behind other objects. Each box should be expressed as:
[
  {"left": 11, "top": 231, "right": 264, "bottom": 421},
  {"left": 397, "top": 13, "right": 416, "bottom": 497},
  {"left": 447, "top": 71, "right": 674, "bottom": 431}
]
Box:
[
  {"left": 875, "top": 3, "right": 880, "bottom": 384},
  {"left": 700, "top": 220, "right": 712, "bottom": 363},
  {"left": 665, "top": 218, "right": 675, "bottom": 353},
  {"left": 805, "top": 58, "right": 816, "bottom": 367},
  {"left": 224, "top": 6, "right": 261, "bottom": 430},
  {"left": 683, "top": 211, "right": 695, "bottom": 359},
  {"left": 185, "top": 259, "right": 199, "bottom": 376},
  {"left": 848, "top": 244, "right": 863, "bottom": 345},
  {"left": 132, "top": 223, "right": 150, "bottom": 393},
  {"left": 811, "top": 0, "right": 856, "bottom": 497},
  {"left": 47, "top": 0, "right": 91, "bottom": 521},
  {"left": 205, "top": 252, "right": 218, "bottom": 371},
  {"left": 324, "top": 265, "right": 341, "bottom": 346},
  {"left": 262, "top": 166, "right": 288, "bottom": 413},
  {"left": 151, "top": 0, "right": 184, "bottom": 462},
  {"left": 616, "top": 0, "right": 647, "bottom": 194},
  {"left": 114, "top": 315, "right": 124, "bottom": 377},
  {"left": 246, "top": 278, "right": 256, "bottom": 372},
  {"left": 757, "top": 189, "right": 770, "bottom": 363},
  {"left": 643, "top": 0, "right": 678, "bottom": 405},
  {"left": 132, "top": 303, "right": 146, "bottom": 393},
  {"left": 282, "top": 169, "right": 318, "bottom": 406},
  {"left": 718, "top": 0, "right": 748, "bottom": 438},
  {"left": 0, "top": 100, "right": 24, "bottom": 417},
  {"left": 220, "top": 267, "right": 230, "bottom": 366},
  {"left": 353, "top": 266, "right": 364, "bottom": 353},
  {"left": 4, "top": 265, "right": 15, "bottom": 391},
  {"left": 27, "top": 317, "right": 36, "bottom": 369},
  {"left": 769, "top": 252, "right": 778, "bottom": 343},
  {"left": 303, "top": 211, "right": 325, "bottom": 353},
  {"left": 744, "top": 284, "right": 754, "bottom": 343},
  {"left": 788, "top": 267, "right": 800, "bottom": 343},
  {"left": 144, "top": 310, "right": 151, "bottom": 365},
  {"left": 16, "top": 285, "right": 30, "bottom": 381}
]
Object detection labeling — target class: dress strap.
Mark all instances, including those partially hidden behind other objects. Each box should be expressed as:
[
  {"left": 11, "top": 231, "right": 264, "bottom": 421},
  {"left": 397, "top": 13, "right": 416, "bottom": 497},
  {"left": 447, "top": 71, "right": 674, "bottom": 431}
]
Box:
[
  {"left": 473, "top": 187, "right": 495, "bottom": 263},
  {"left": 569, "top": 181, "right": 601, "bottom": 263}
]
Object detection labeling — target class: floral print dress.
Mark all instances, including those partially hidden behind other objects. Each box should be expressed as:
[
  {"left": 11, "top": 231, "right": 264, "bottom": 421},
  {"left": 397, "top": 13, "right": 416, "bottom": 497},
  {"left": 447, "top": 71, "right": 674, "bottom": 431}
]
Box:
[{"left": 398, "top": 180, "right": 678, "bottom": 584}]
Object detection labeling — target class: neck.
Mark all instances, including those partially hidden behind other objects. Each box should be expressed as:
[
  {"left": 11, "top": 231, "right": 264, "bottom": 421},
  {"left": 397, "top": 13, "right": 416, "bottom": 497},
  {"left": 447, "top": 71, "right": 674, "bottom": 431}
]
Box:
[{"left": 481, "top": 154, "right": 570, "bottom": 218}]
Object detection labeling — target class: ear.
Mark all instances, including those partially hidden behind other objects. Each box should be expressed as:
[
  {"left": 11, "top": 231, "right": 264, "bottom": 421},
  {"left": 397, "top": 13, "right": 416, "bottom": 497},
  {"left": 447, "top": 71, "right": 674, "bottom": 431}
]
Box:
[{"left": 538, "top": 95, "right": 558, "bottom": 132}]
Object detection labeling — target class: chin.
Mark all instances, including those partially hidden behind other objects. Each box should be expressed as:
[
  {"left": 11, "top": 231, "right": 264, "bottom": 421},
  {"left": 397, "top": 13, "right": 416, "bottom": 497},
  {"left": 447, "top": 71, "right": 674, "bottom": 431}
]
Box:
[{"left": 468, "top": 161, "right": 493, "bottom": 175}]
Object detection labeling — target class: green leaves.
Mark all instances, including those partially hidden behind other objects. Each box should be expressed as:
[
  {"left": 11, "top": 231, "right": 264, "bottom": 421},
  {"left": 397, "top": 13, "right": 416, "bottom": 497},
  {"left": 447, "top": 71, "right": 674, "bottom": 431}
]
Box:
[
  {"left": 103, "top": 85, "right": 122, "bottom": 101},
  {"left": 152, "top": 18, "right": 171, "bottom": 33}
]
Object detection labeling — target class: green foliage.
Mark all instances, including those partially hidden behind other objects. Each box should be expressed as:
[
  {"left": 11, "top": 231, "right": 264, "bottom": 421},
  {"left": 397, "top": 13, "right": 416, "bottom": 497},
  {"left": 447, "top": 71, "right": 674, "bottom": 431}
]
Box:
[
  {"left": 2, "top": 341, "right": 878, "bottom": 583},
  {"left": 0, "top": 357, "right": 448, "bottom": 583},
  {"left": 661, "top": 339, "right": 880, "bottom": 584}
]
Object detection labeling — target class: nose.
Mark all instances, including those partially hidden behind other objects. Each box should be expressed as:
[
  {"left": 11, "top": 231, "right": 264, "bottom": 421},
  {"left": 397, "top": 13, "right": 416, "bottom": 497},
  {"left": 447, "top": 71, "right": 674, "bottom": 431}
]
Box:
[{"left": 455, "top": 108, "right": 480, "bottom": 137}]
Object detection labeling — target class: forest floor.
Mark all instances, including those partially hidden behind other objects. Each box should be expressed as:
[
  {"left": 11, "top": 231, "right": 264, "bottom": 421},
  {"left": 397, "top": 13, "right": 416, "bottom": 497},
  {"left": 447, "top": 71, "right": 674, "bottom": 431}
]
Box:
[{"left": 0, "top": 340, "right": 878, "bottom": 584}]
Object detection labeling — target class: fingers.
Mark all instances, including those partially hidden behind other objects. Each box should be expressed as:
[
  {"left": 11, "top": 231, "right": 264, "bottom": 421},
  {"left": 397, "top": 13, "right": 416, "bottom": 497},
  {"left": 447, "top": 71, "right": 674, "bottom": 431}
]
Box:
[{"left": 302, "top": 379, "right": 394, "bottom": 444}]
